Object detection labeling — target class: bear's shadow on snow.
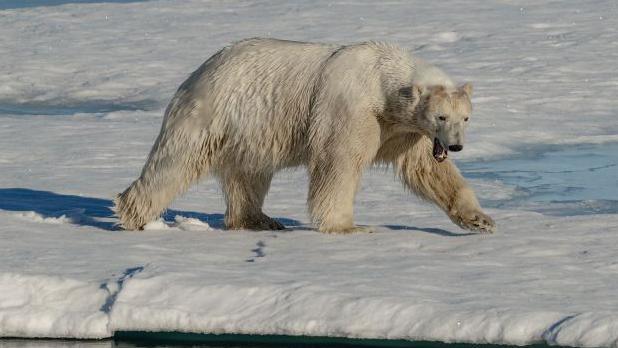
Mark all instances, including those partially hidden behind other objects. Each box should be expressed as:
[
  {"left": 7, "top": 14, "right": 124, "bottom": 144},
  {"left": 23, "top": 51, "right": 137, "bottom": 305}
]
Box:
[
  {"left": 0, "top": 188, "right": 301, "bottom": 231},
  {"left": 383, "top": 224, "right": 475, "bottom": 237},
  {"left": 0, "top": 188, "right": 471, "bottom": 236}
]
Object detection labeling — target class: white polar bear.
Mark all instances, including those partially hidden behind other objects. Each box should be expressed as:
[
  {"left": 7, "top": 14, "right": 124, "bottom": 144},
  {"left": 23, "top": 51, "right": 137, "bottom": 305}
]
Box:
[{"left": 115, "top": 38, "right": 495, "bottom": 233}]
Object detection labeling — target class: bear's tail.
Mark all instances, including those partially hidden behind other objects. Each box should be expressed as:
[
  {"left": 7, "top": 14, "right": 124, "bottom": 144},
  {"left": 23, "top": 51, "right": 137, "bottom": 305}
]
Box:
[{"left": 114, "top": 125, "right": 213, "bottom": 230}]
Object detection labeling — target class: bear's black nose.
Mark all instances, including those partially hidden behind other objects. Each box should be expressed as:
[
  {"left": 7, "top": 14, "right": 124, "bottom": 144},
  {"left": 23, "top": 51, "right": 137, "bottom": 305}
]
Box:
[{"left": 448, "top": 145, "right": 463, "bottom": 152}]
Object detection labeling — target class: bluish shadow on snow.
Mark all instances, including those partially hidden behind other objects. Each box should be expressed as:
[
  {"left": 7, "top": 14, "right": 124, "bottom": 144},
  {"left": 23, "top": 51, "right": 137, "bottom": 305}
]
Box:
[
  {"left": 0, "top": 188, "right": 119, "bottom": 230},
  {"left": 0, "top": 188, "right": 301, "bottom": 231},
  {"left": 0, "top": 0, "right": 151, "bottom": 10},
  {"left": 383, "top": 225, "right": 475, "bottom": 237}
]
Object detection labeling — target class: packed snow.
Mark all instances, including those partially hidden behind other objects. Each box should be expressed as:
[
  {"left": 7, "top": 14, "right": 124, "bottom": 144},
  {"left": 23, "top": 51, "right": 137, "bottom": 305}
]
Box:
[{"left": 1, "top": 1, "right": 617, "bottom": 347}]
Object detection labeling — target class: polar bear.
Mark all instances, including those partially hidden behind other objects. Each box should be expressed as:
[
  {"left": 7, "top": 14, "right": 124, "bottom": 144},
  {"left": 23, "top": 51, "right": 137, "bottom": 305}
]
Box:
[{"left": 115, "top": 38, "right": 495, "bottom": 233}]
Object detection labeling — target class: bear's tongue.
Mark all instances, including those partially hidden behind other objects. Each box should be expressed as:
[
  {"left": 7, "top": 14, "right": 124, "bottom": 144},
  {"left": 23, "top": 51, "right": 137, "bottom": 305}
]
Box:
[{"left": 433, "top": 138, "right": 448, "bottom": 162}]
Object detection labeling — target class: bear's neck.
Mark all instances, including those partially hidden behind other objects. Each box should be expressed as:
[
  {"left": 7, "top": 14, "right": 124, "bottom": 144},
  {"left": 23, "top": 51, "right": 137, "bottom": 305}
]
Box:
[{"left": 379, "top": 97, "right": 430, "bottom": 141}]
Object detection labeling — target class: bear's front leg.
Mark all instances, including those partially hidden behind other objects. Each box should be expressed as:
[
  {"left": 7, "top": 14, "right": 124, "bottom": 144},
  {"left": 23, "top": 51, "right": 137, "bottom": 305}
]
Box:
[
  {"left": 393, "top": 135, "right": 495, "bottom": 233},
  {"left": 307, "top": 127, "right": 381, "bottom": 234},
  {"left": 307, "top": 159, "right": 370, "bottom": 234}
]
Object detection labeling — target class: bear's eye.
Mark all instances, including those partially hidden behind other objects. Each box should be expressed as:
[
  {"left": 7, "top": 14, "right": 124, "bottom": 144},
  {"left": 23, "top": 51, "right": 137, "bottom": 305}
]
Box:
[
  {"left": 438, "top": 116, "right": 447, "bottom": 121},
  {"left": 464, "top": 117, "right": 469, "bottom": 122}
]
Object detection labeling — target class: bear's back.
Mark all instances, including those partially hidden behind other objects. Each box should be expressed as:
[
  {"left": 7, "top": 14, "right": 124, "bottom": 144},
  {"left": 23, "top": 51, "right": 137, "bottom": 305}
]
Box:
[
  {"left": 163, "top": 38, "right": 418, "bottom": 170},
  {"left": 171, "top": 39, "right": 337, "bottom": 169}
]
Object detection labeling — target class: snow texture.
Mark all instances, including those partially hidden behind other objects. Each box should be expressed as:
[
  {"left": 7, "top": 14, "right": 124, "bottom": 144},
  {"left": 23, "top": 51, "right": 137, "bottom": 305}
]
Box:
[{"left": 0, "top": 1, "right": 617, "bottom": 347}]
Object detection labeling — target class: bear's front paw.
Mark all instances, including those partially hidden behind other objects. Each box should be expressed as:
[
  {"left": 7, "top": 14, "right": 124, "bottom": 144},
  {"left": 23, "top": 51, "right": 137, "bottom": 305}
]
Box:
[{"left": 450, "top": 210, "right": 496, "bottom": 234}]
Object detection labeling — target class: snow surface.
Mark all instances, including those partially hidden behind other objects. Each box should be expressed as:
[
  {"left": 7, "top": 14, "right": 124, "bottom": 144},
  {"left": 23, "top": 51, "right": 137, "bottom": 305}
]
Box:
[{"left": 1, "top": 1, "right": 617, "bottom": 347}]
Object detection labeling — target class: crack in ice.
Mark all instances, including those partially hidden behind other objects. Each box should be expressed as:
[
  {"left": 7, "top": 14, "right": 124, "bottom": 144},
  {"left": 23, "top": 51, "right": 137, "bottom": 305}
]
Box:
[
  {"left": 99, "top": 266, "right": 145, "bottom": 314},
  {"left": 542, "top": 313, "right": 580, "bottom": 345}
]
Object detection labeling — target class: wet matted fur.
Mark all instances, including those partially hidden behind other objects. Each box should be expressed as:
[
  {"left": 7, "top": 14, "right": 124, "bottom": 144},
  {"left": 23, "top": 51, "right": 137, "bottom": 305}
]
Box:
[{"left": 115, "top": 38, "right": 495, "bottom": 233}]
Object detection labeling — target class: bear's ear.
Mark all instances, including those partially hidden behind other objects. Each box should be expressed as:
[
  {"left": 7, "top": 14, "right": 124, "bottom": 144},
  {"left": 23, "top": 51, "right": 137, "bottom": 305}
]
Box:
[
  {"left": 412, "top": 84, "right": 426, "bottom": 99},
  {"left": 428, "top": 85, "right": 446, "bottom": 94},
  {"left": 460, "top": 82, "right": 473, "bottom": 97}
]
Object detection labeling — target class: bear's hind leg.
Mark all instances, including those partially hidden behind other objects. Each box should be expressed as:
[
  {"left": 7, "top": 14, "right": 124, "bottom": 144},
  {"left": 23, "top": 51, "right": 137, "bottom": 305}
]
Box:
[
  {"left": 221, "top": 171, "right": 285, "bottom": 230},
  {"left": 115, "top": 129, "right": 211, "bottom": 230}
]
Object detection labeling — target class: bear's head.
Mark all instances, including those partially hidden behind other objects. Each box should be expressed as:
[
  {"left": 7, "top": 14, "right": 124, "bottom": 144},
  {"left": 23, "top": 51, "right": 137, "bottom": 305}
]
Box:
[{"left": 388, "top": 83, "right": 473, "bottom": 163}]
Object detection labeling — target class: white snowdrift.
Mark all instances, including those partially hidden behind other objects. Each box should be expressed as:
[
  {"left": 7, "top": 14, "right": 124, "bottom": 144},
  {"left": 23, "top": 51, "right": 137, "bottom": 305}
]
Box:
[
  {"left": 0, "top": 274, "right": 109, "bottom": 338},
  {"left": 1, "top": 209, "right": 617, "bottom": 347}
]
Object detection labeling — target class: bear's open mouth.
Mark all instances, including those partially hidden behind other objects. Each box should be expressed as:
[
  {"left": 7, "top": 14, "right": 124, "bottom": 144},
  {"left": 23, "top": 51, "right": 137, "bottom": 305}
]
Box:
[{"left": 433, "top": 138, "right": 448, "bottom": 162}]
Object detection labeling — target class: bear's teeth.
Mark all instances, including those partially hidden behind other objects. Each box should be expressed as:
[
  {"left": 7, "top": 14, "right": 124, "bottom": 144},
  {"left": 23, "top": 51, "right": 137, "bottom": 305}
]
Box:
[{"left": 433, "top": 138, "right": 447, "bottom": 162}]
